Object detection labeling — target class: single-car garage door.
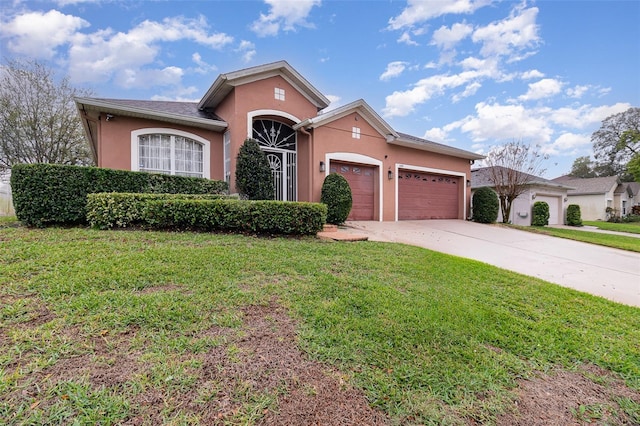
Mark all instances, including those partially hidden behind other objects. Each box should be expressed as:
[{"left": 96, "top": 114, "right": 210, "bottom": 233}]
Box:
[
  {"left": 330, "top": 162, "right": 375, "bottom": 221},
  {"left": 535, "top": 195, "right": 562, "bottom": 225},
  {"left": 398, "top": 171, "right": 460, "bottom": 220}
]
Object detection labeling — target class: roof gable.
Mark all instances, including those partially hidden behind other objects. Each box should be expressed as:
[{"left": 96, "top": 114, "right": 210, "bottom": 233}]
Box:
[
  {"left": 198, "top": 60, "right": 330, "bottom": 111},
  {"left": 551, "top": 176, "right": 620, "bottom": 195},
  {"left": 471, "top": 166, "right": 572, "bottom": 189},
  {"left": 293, "top": 99, "right": 396, "bottom": 138}
]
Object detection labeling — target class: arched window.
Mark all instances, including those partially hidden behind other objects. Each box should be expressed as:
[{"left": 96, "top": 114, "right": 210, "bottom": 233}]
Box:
[{"left": 131, "top": 129, "right": 210, "bottom": 178}]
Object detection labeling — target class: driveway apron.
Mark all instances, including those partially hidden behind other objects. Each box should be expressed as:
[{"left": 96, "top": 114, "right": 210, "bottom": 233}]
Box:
[{"left": 346, "top": 220, "right": 640, "bottom": 308}]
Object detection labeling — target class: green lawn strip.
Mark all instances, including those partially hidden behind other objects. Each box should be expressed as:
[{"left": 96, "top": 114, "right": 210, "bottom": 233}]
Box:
[
  {"left": 508, "top": 225, "right": 640, "bottom": 252},
  {"left": 583, "top": 220, "right": 640, "bottom": 234},
  {"left": 1, "top": 227, "right": 638, "bottom": 424}
]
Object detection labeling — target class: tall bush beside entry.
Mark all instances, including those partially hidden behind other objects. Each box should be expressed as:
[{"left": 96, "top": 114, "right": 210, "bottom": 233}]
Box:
[
  {"left": 321, "top": 173, "right": 352, "bottom": 225},
  {"left": 471, "top": 187, "right": 499, "bottom": 223},
  {"left": 235, "top": 138, "right": 274, "bottom": 200},
  {"left": 566, "top": 204, "right": 582, "bottom": 226},
  {"left": 10, "top": 163, "right": 228, "bottom": 227},
  {"left": 532, "top": 201, "right": 550, "bottom": 226}
]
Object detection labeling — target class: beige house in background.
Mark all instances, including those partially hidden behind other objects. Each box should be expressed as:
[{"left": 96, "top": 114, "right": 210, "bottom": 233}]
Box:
[
  {"left": 75, "top": 61, "right": 484, "bottom": 221},
  {"left": 471, "top": 167, "right": 572, "bottom": 225},
  {"left": 552, "top": 176, "right": 639, "bottom": 220}
]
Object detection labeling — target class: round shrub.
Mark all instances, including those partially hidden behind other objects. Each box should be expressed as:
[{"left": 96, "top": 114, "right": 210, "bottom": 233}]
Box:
[
  {"left": 472, "top": 187, "right": 499, "bottom": 223},
  {"left": 235, "top": 138, "right": 274, "bottom": 200},
  {"left": 321, "top": 173, "right": 352, "bottom": 225},
  {"left": 532, "top": 201, "right": 549, "bottom": 226},
  {"left": 566, "top": 204, "right": 582, "bottom": 226}
]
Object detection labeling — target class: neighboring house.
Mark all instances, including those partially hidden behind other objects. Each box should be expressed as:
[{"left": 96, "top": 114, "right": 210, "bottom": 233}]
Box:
[
  {"left": 551, "top": 175, "right": 638, "bottom": 220},
  {"left": 75, "top": 61, "right": 484, "bottom": 221},
  {"left": 471, "top": 167, "right": 572, "bottom": 226}
]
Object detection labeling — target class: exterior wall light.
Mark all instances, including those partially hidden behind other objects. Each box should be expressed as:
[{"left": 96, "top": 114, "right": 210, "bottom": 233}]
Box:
[
  {"left": 388, "top": 170, "right": 393, "bottom": 180},
  {"left": 319, "top": 161, "right": 325, "bottom": 172}
]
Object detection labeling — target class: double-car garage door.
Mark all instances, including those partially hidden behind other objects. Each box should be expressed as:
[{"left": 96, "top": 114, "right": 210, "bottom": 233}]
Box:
[
  {"left": 331, "top": 162, "right": 460, "bottom": 221},
  {"left": 398, "top": 170, "right": 460, "bottom": 220}
]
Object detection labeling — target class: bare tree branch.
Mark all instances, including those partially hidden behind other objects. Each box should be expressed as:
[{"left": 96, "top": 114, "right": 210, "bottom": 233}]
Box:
[
  {"left": 483, "top": 140, "right": 547, "bottom": 223},
  {"left": 0, "top": 59, "right": 95, "bottom": 172}
]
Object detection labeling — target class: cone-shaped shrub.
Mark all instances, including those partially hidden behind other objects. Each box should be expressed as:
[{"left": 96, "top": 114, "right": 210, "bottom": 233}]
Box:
[
  {"left": 235, "top": 138, "right": 274, "bottom": 200},
  {"left": 471, "top": 187, "right": 499, "bottom": 223},
  {"left": 321, "top": 173, "right": 352, "bottom": 225}
]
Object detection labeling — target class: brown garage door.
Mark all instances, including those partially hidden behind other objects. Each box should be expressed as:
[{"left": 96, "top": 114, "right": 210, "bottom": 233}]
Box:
[
  {"left": 330, "top": 162, "right": 375, "bottom": 221},
  {"left": 398, "top": 171, "right": 460, "bottom": 220}
]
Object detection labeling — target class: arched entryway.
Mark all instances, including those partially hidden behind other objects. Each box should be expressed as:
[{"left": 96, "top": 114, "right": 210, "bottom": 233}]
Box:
[{"left": 252, "top": 119, "right": 297, "bottom": 201}]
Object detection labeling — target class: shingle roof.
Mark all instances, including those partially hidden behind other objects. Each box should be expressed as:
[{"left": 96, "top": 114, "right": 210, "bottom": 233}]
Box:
[
  {"left": 396, "top": 132, "right": 485, "bottom": 160},
  {"left": 471, "top": 166, "right": 571, "bottom": 189},
  {"left": 550, "top": 176, "right": 620, "bottom": 195},
  {"left": 90, "top": 98, "right": 223, "bottom": 121}
]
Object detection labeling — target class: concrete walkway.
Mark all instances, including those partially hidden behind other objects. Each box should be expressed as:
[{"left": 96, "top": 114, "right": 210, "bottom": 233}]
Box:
[{"left": 345, "top": 220, "right": 640, "bottom": 308}]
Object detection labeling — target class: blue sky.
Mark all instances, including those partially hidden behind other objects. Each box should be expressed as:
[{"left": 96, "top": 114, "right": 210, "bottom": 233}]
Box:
[{"left": 1, "top": 0, "right": 639, "bottom": 178}]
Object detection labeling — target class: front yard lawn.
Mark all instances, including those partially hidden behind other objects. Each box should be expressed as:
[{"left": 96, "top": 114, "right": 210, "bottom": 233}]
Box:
[
  {"left": 509, "top": 224, "right": 640, "bottom": 253},
  {"left": 583, "top": 220, "right": 640, "bottom": 235},
  {"left": 1, "top": 226, "right": 638, "bottom": 425}
]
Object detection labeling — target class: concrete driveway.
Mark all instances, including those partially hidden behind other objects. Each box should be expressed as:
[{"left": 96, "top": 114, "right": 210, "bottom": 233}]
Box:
[{"left": 346, "top": 220, "right": 640, "bottom": 308}]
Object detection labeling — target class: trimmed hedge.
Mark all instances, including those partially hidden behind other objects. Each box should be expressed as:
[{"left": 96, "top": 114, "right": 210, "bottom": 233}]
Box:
[
  {"left": 532, "top": 201, "right": 549, "bottom": 226},
  {"left": 321, "top": 173, "right": 352, "bottom": 225},
  {"left": 86, "top": 193, "right": 234, "bottom": 229},
  {"left": 143, "top": 199, "right": 327, "bottom": 235},
  {"left": 471, "top": 187, "right": 499, "bottom": 224},
  {"left": 11, "top": 163, "right": 228, "bottom": 227},
  {"left": 566, "top": 204, "right": 582, "bottom": 226}
]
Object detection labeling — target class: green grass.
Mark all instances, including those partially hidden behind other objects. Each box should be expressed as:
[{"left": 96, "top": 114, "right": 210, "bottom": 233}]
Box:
[
  {"left": 1, "top": 226, "right": 638, "bottom": 424},
  {"left": 509, "top": 225, "right": 640, "bottom": 252},
  {"left": 583, "top": 220, "right": 640, "bottom": 234}
]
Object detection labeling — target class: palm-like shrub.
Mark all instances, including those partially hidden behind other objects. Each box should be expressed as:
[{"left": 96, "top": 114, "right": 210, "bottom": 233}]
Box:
[
  {"left": 321, "top": 173, "right": 352, "bottom": 225},
  {"left": 235, "top": 138, "right": 274, "bottom": 200},
  {"left": 471, "top": 187, "right": 499, "bottom": 223}
]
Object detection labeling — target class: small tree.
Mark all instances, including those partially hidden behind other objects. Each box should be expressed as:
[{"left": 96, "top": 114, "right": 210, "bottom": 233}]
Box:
[
  {"left": 0, "top": 59, "right": 94, "bottom": 172},
  {"left": 471, "top": 187, "right": 499, "bottom": 223},
  {"left": 484, "top": 141, "right": 547, "bottom": 224},
  {"left": 566, "top": 204, "right": 582, "bottom": 226},
  {"left": 235, "top": 138, "right": 274, "bottom": 200},
  {"left": 532, "top": 201, "right": 549, "bottom": 226},
  {"left": 321, "top": 173, "right": 352, "bottom": 225}
]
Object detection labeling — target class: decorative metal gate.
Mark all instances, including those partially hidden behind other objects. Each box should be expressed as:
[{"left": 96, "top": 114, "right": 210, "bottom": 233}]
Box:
[{"left": 252, "top": 119, "right": 297, "bottom": 201}]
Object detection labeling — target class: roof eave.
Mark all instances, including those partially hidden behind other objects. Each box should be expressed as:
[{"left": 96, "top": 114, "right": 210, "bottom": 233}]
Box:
[
  {"left": 390, "top": 137, "right": 485, "bottom": 160},
  {"left": 75, "top": 97, "right": 228, "bottom": 131}
]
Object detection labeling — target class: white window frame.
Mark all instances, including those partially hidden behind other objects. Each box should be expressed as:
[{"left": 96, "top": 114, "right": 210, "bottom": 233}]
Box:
[
  {"left": 131, "top": 128, "right": 210, "bottom": 179},
  {"left": 275, "top": 87, "right": 285, "bottom": 101},
  {"left": 352, "top": 126, "right": 361, "bottom": 139}
]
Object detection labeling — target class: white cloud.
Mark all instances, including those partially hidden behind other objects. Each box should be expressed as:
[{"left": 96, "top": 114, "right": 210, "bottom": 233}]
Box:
[
  {"left": 237, "top": 40, "right": 256, "bottom": 63},
  {"left": 191, "top": 52, "right": 217, "bottom": 74},
  {"left": 550, "top": 102, "right": 632, "bottom": 129},
  {"left": 431, "top": 22, "right": 473, "bottom": 50},
  {"left": 566, "top": 84, "right": 590, "bottom": 98},
  {"left": 116, "top": 66, "right": 184, "bottom": 89},
  {"left": 0, "top": 9, "right": 89, "bottom": 58},
  {"left": 150, "top": 85, "right": 200, "bottom": 102},
  {"left": 453, "top": 102, "right": 554, "bottom": 143},
  {"left": 452, "top": 81, "right": 481, "bottom": 102},
  {"left": 251, "top": 0, "right": 321, "bottom": 37},
  {"left": 542, "top": 132, "right": 591, "bottom": 155},
  {"left": 380, "top": 61, "right": 408, "bottom": 81},
  {"left": 398, "top": 31, "right": 419, "bottom": 46},
  {"left": 322, "top": 94, "right": 343, "bottom": 112},
  {"left": 520, "top": 69, "right": 544, "bottom": 80},
  {"left": 388, "top": 0, "right": 492, "bottom": 30},
  {"left": 518, "top": 78, "right": 563, "bottom": 101},
  {"left": 472, "top": 6, "right": 540, "bottom": 61},
  {"left": 67, "top": 16, "right": 233, "bottom": 85},
  {"left": 423, "top": 127, "right": 451, "bottom": 142}
]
